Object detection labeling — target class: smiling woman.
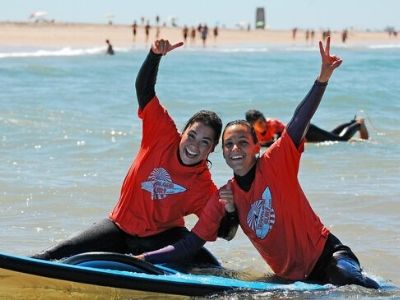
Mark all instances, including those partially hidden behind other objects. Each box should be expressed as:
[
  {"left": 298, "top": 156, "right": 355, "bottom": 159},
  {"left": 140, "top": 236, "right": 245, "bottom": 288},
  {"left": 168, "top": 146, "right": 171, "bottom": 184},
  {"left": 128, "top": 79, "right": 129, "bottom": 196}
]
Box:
[
  {"left": 31, "top": 39, "right": 237, "bottom": 262},
  {"left": 221, "top": 120, "right": 260, "bottom": 177},
  {"left": 133, "top": 37, "right": 380, "bottom": 290}
]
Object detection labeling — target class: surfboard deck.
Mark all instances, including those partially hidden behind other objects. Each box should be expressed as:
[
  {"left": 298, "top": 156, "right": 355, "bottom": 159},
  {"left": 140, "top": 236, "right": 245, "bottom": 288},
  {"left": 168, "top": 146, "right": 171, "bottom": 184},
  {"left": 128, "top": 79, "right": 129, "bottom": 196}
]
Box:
[{"left": 0, "top": 252, "right": 327, "bottom": 298}]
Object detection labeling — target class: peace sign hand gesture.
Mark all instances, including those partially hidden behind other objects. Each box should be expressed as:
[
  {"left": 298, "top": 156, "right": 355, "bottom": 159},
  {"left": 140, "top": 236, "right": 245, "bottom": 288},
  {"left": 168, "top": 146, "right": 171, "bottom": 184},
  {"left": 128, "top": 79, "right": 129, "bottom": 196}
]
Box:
[
  {"left": 151, "top": 39, "right": 184, "bottom": 56},
  {"left": 317, "top": 36, "right": 343, "bottom": 83}
]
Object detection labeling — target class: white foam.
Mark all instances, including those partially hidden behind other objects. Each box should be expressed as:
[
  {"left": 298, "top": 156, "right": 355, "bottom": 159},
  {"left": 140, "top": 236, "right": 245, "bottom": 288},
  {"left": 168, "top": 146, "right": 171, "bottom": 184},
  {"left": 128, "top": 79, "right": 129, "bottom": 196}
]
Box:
[
  {"left": 368, "top": 44, "right": 400, "bottom": 49},
  {"left": 0, "top": 46, "right": 133, "bottom": 58}
]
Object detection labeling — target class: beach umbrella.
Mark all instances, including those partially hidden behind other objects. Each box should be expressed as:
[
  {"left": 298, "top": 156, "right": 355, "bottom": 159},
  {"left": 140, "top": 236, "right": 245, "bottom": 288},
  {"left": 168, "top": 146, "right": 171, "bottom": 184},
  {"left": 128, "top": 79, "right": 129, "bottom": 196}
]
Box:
[{"left": 29, "top": 11, "right": 48, "bottom": 19}]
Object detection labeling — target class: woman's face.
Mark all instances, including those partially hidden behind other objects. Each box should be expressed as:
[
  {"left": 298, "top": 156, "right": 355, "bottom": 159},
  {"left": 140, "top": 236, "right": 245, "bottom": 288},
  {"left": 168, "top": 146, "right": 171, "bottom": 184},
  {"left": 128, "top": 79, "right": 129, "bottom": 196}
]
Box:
[
  {"left": 222, "top": 124, "right": 260, "bottom": 176},
  {"left": 179, "top": 122, "right": 215, "bottom": 165}
]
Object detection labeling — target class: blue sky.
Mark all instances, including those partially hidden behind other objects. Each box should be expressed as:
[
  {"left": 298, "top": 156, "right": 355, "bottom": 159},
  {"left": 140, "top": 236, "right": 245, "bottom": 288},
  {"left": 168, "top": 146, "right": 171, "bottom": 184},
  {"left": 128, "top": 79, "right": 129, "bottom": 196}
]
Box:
[{"left": 1, "top": 0, "right": 399, "bottom": 30}]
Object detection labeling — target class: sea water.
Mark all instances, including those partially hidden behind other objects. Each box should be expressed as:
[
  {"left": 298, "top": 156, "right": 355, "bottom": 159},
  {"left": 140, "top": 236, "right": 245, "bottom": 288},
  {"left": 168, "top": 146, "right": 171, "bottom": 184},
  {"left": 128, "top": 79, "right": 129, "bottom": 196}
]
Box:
[{"left": 0, "top": 42, "right": 399, "bottom": 298}]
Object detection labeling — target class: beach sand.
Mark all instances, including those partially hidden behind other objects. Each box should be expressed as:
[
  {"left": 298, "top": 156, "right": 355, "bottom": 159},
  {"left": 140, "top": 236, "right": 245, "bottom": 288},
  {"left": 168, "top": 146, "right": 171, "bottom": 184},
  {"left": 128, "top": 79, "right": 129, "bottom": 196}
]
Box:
[{"left": 0, "top": 21, "right": 397, "bottom": 48}]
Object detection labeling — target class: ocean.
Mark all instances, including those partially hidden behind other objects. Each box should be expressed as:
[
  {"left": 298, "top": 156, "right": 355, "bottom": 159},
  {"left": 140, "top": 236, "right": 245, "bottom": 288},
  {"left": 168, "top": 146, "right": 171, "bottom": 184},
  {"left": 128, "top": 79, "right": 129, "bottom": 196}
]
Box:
[{"left": 0, "top": 42, "right": 399, "bottom": 299}]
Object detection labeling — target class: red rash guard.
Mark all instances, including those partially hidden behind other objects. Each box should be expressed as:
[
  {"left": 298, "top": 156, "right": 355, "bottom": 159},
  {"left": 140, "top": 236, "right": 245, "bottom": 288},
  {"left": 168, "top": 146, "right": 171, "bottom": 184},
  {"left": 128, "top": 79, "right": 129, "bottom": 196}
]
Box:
[
  {"left": 110, "top": 97, "right": 217, "bottom": 237},
  {"left": 193, "top": 131, "right": 329, "bottom": 280}
]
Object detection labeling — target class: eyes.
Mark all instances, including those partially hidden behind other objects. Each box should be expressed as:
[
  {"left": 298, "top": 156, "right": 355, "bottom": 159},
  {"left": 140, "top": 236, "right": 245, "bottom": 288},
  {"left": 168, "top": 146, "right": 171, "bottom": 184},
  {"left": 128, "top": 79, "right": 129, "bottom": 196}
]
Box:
[
  {"left": 224, "top": 139, "right": 249, "bottom": 149},
  {"left": 187, "top": 132, "right": 212, "bottom": 148}
]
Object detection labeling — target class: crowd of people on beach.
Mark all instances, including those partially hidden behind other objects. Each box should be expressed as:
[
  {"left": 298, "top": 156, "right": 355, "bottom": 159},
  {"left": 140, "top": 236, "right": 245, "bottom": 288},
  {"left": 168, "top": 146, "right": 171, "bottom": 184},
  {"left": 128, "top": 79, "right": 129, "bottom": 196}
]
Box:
[
  {"left": 33, "top": 33, "right": 380, "bottom": 290},
  {"left": 293, "top": 27, "right": 351, "bottom": 44},
  {"left": 101, "top": 14, "right": 397, "bottom": 55},
  {"left": 132, "top": 17, "right": 219, "bottom": 48}
]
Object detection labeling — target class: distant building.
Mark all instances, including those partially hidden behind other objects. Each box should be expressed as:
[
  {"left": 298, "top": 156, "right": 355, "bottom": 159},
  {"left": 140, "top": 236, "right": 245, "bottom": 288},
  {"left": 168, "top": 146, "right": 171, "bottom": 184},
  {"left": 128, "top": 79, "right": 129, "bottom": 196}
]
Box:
[{"left": 255, "top": 7, "right": 265, "bottom": 29}]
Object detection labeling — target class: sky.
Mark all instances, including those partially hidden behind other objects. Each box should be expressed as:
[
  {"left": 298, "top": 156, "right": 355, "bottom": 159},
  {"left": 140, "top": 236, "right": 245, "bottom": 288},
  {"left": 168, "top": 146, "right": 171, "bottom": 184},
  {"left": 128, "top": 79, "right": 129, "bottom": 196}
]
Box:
[{"left": 1, "top": 0, "right": 399, "bottom": 31}]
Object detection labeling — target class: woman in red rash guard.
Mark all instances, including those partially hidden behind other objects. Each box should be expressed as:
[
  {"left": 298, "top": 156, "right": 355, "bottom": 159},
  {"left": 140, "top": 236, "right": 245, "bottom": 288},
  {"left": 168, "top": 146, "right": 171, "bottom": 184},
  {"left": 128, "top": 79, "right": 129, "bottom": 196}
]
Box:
[
  {"left": 139, "top": 37, "right": 379, "bottom": 289},
  {"left": 32, "top": 40, "right": 237, "bottom": 260}
]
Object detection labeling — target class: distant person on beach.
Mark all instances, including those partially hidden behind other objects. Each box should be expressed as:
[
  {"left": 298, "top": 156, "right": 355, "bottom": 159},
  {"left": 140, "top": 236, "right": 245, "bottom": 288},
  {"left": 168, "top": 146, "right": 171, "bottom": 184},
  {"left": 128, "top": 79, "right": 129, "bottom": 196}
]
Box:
[
  {"left": 292, "top": 27, "right": 298, "bottom": 40},
  {"left": 105, "top": 39, "right": 114, "bottom": 55},
  {"left": 342, "top": 29, "right": 348, "bottom": 43},
  {"left": 201, "top": 24, "right": 209, "bottom": 47},
  {"left": 182, "top": 25, "right": 189, "bottom": 43},
  {"left": 190, "top": 27, "right": 196, "bottom": 44},
  {"left": 213, "top": 25, "right": 219, "bottom": 42},
  {"left": 305, "top": 29, "right": 310, "bottom": 43},
  {"left": 145, "top": 21, "right": 151, "bottom": 43},
  {"left": 32, "top": 39, "right": 236, "bottom": 261},
  {"left": 245, "top": 109, "right": 369, "bottom": 147},
  {"left": 134, "top": 37, "right": 380, "bottom": 289},
  {"left": 132, "top": 21, "right": 137, "bottom": 41}
]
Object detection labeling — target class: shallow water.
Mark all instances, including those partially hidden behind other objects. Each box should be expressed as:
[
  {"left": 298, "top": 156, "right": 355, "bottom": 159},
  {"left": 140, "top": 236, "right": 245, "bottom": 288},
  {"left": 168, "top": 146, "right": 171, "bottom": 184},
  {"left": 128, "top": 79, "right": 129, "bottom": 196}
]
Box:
[{"left": 0, "top": 43, "right": 399, "bottom": 298}]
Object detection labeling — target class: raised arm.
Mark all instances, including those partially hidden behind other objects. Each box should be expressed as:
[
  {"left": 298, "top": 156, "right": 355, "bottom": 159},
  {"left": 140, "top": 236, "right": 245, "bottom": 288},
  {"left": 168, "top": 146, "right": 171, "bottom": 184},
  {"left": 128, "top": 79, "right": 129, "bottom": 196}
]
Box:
[
  {"left": 286, "top": 37, "right": 343, "bottom": 147},
  {"left": 135, "top": 39, "right": 183, "bottom": 110}
]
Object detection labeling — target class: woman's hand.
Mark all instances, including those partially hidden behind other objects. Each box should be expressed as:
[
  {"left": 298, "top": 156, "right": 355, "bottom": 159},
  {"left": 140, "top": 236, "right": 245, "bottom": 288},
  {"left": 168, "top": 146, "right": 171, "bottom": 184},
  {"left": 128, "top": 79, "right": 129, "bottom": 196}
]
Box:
[
  {"left": 151, "top": 39, "right": 183, "bottom": 55},
  {"left": 318, "top": 36, "right": 343, "bottom": 83},
  {"left": 133, "top": 254, "right": 145, "bottom": 260},
  {"left": 219, "top": 181, "right": 235, "bottom": 213}
]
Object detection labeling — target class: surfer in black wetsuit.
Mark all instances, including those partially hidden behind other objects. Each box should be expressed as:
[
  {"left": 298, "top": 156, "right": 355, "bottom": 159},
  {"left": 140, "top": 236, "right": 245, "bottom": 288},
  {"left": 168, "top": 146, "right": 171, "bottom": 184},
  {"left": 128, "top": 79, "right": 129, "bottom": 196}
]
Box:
[
  {"left": 245, "top": 109, "right": 369, "bottom": 147},
  {"left": 106, "top": 39, "right": 114, "bottom": 55}
]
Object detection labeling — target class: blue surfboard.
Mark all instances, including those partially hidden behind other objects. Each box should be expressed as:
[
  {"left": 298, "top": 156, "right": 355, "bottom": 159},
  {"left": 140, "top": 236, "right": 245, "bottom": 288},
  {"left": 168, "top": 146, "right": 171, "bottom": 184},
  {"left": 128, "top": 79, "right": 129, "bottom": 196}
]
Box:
[{"left": 0, "top": 251, "right": 327, "bottom": 298}]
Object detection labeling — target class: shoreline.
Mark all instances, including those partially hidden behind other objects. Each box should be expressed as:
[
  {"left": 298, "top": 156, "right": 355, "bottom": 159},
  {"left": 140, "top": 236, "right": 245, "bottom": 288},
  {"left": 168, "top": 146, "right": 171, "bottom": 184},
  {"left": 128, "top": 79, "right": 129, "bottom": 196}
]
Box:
[{"left": 1, "top": 21, "right": 398, "bottom": 49}]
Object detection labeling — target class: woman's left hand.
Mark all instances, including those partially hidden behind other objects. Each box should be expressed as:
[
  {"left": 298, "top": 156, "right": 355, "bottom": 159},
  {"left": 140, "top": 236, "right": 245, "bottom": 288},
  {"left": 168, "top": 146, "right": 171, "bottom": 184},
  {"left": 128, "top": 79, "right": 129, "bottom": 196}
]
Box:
[{"left": 318, "top": 36, "right": 343, "bottom": 83}]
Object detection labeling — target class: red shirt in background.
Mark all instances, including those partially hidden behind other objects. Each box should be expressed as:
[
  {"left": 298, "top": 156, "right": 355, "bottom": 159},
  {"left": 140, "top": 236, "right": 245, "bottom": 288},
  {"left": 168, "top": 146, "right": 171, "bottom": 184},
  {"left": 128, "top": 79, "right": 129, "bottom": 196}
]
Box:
[{"left": 256, "top": 118, "right": 286, "bottom": 145}]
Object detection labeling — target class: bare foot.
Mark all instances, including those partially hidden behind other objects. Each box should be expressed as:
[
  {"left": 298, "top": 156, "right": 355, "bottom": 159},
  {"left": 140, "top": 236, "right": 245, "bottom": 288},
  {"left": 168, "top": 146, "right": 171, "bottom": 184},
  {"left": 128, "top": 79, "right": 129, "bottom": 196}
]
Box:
[{"left": 356, "top": 118, "right": 369, "bottom": 140}]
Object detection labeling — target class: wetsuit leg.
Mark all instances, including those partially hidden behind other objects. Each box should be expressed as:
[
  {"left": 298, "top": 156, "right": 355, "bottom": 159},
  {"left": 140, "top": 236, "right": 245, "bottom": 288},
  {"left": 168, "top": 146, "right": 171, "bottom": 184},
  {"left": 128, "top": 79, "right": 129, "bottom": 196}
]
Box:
[
  {"left": 305, "top": 124, "right": 344, "bottom": 142},
  {"left": 335, "top": 122, "right": 361, "bottom": 141},
  {"left": 124, "top": 227, "right": 190, "bottom": 255},
  {"left": 331, "top": 120, "right": 357, "bottom": 135},
  {"left": 31, "top": 218, "right": 128, "bottom": 260},
  {"left": 308, "top": 233, "right": 379, "bottom": 289},
  {"left": 326, "top": 248, "right": 380, "bottom": 288}
]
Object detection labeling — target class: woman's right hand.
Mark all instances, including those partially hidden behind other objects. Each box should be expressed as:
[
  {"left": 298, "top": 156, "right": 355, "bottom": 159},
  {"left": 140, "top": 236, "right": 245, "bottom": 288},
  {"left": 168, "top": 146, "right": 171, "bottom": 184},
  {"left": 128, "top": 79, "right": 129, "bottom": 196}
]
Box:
[
  {"left": 151, "top": 39, "right": 184, "bottom": 55},
  {"left": 219, "top": 181, "right": 235, "bottom": 213}
]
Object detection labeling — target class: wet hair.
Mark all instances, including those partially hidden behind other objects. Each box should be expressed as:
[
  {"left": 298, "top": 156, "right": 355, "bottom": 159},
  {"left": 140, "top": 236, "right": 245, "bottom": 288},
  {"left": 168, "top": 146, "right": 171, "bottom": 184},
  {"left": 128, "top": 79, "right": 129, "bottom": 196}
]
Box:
[
  {"left": 182, "top": 110, "right": 222, "bottom": 147},
  {"left": 222, "top": 120, "right": 258, "bottom": 146},
  {"left": 245, "top": 109, "right": 266, "bottom": 125}
]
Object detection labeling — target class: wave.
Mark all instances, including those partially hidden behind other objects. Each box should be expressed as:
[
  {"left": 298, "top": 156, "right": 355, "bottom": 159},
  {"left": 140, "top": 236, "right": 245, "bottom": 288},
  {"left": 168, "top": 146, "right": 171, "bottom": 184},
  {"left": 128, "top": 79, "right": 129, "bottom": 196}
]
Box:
[
  {"left": 368, "top": 44, "right": 400, "bottom": 49},
  {"left": 0, "top": 46, "right": 133, "bottom": 58},
  {"left": 1, "top": 43, "right": 398, "bottom": 59}
]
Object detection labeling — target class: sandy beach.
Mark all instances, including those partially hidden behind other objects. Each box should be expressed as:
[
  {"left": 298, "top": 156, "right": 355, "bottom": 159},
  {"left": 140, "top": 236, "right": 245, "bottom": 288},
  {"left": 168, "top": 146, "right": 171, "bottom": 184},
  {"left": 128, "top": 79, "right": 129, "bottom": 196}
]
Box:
[{"left": 0, "top": 21, "right": 397, "bottom": 48}]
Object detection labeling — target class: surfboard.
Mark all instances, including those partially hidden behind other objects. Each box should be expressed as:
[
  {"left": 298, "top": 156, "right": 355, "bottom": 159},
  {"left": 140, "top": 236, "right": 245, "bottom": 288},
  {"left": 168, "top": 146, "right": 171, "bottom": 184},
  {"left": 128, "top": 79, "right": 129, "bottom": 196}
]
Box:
[{"left": 0, "top": 251, "right": 327, "bottom": 298}]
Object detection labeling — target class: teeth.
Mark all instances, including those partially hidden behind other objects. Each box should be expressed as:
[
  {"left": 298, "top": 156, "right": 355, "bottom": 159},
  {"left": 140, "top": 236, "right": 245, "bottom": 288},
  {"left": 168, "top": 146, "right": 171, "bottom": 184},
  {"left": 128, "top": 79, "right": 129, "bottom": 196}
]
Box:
[
  {"left": 186, "top": 148, "right": 197, "bottom": 156},
  {"left": 231, "top": 155, "right": 243, "bottom": 160}
]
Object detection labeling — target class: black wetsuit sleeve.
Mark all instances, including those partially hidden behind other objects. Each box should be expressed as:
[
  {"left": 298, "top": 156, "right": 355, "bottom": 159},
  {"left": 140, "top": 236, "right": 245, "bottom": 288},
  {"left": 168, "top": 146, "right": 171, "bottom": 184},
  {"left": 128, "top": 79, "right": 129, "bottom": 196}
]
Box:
[
  {"left": 286, "top": 80, "right": 328, "bottom": 148},
  {"left": 217, "top": 211, "right": 239, "bottom": 241},
  {"left": 135, "top": 50, "right": 162, "bottom": 110},
  {"left": 144, "top": 232, "right": 206, "bottom": 264}
]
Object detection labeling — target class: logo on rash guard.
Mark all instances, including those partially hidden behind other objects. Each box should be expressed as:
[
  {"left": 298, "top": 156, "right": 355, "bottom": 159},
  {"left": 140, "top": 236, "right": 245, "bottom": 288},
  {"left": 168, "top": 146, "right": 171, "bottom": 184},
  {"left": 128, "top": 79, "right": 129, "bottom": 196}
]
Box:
[
  {"left": 247, "top": 187, "right": 275, "bottom": 239},
  {"left": 141, "top": 168, "right": 186, "bottom": 200}
]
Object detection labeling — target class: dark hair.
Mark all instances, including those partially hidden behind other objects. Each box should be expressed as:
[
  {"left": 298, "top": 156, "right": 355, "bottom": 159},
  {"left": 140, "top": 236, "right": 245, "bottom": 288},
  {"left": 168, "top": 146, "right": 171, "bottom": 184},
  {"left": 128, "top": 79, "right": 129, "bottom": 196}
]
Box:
[
  {"left": 182, "top": 110, "right": 222, "bottom": 147},
  {"left": 222, "top": 119, "right": 258, "bottom": 146},
  {"left": 245, "top": 109, "right": 266, "bottom": 125}
]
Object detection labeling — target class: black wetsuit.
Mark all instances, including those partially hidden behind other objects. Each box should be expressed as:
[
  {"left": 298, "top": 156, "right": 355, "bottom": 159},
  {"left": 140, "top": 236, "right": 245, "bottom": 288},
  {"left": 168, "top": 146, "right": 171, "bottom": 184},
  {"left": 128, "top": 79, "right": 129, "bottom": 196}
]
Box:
[{"left": 305, "top": 120, "right": 360, "bottom": 142}]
